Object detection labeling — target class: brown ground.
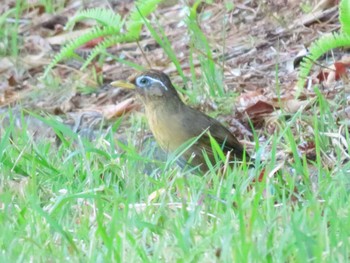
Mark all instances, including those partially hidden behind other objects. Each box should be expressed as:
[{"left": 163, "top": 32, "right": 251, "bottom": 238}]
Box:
[{"left": 0, "top": 0, "right": 347, "bottom": 165}]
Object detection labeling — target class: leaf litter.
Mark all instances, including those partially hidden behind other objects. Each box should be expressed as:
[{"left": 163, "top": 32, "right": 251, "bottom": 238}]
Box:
[{"left": 0, "top": 0, "right": 349, "bottom": 190}]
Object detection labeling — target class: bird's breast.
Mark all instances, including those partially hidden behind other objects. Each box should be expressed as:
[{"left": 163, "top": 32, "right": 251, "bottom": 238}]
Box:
[{"left": 145, "top": 105, "right": 191, "bottom": 152}]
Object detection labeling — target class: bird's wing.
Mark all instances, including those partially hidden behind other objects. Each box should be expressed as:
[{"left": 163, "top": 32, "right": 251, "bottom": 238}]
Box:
[{"left": 183, "top": 108, "right": 249, "bottom": 161}]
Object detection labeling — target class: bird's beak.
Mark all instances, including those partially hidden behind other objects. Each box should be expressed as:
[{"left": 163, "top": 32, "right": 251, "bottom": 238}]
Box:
[{"left": 110, "top": 80, "right": 136, "bottom": 89}]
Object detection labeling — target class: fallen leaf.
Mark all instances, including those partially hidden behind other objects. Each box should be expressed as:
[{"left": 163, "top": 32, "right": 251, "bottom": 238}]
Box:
[
  {"left": 245, "top": 100, "right": 275, "bottom": 118},
  {"left": 80, "top": 37, "right": 105, "bottom": 49},
  {"left": 46, "top": 28, "right": 92, "bottom": 45},
  {"left": 334, "top": 62, "right": 348, "bottom": 79},
  {"left": 89, "top": 98, "right": 138, "bottom": 120},
  {"left": 312, "top": 0, "right": 337, "bottom": 12},
  {"left": 271, "top": 98, "right": 310, "bottom": 113},
  {"left": 298, "top": 141, "right": 316, "bottom": 160},
  {"left": 237, "top": 90, "right": 266, "bottom": 110},
  {"left": 41, "top": 15, "right": 68, "bottom": 30},
  {"left": 316, "top": 61, "right": 349, "bottom": 85},
  {"left": 8, "top": 75, "right": 18, "bottom": 86}
]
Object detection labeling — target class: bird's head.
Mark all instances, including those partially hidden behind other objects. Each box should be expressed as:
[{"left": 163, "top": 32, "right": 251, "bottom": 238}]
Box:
[{"left": 111, "top": 70, "right": 180, "bottom": 103}]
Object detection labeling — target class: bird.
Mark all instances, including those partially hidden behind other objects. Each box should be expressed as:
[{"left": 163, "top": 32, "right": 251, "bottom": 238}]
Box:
[{"left": 111, "top": 70, "right": 250, "bottom": 172}]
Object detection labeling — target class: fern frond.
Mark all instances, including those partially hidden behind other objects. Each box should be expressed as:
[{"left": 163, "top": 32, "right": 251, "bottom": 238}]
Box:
[
  {"left": 44, "top": 26, "right": 120, "bottom": 77},
  {"left": 339, "top": 0, "right": 350, "bottom": 35},
  {"left": 81, "top": 0, "right": 165, "bottom": 69},
  {"left": 297, "top": 33, "right": 350, "bottom": 89},
  {"left": 65, "top": 8, "right": 122, "bottom": 29},
  {"left": 126, "top": 0, "right": 163, "bottom": 38},
  {"left": 81, "top": 34, "right": 136, "bottom": 68},
  {"left": 43, "top": 0, "right": 164, "bottom": 77}
]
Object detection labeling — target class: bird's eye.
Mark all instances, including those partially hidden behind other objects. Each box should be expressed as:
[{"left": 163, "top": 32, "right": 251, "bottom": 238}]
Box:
[
  {"left": 140, "top": 78, "right": 148, "bottom": 84},
  {"left": 137, "top": 77, "right": 150, "bottom": 86}
]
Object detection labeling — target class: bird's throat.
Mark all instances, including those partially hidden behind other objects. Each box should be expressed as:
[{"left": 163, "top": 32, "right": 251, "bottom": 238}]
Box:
[{"left": 144, "top": 98, "right": 190, "bottom": 153}]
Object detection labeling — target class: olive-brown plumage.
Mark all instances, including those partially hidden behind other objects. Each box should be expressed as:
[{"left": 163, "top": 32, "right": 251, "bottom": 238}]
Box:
[{"left": 111, "top": 70, "right": 249, "bottom": 171}]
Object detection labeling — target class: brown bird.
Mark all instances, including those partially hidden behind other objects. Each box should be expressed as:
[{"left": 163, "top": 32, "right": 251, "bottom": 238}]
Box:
[{"left": 111, "top": 70, "right": 250, "bottom": 172}]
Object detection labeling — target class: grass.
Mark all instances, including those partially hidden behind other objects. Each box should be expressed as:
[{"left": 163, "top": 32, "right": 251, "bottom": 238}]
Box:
[
  {"left": 0, "top": 0, "right": 66, "bottom": 57},
  {"left": 1, "top": 1, "right": 350, "bottom": 262},
  {"left": 1, "top": 98, "right": 350, "bottom": 262},
  {"left": 0, "top": 7, "right": 20, "bottom": 57}
]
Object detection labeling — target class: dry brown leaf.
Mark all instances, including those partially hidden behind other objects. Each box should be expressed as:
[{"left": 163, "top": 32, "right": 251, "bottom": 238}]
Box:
[
  {"left": 298, "top": 141, "right": 316, "bottom": 160},
  {"left": 316, "top": 61, "right": 349, "bottom": 86},
  {"left": 89, "top": 98, "right": 138, "bottom": 120},
  {"left": 312, "top": 0, "right": 337, "bottom": 12},
  {"left": 8, "top": 75, "right": 18, "bottom": 86},
  {"left": 244, "top": 100, "right": 275, "bottom": 118},
  {"left": 0, "top": 89, "right": 20, "bottom": 106},
  {"left": 40, "top": 15, "right": 68, "bottom": 30},
  {"left": 46, "top": 28, "right": 92, "bottom": 45},
  {"left": 236, "top": 90, "right": 267, "bottom": 111},
  {"left": 80, "top": 37, "right": 105, "bottom": 49},
  {"left": 21, "top": 53, "right": 51, "bottom": 69},
  {"left": 283, "top": 99, "right": 309, "bottom": 113},
  {"left": 271, "top": 98, "right": 310, "bottom": 113}
]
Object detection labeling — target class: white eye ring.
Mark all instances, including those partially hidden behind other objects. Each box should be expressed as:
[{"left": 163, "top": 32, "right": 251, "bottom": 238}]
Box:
[
  {"left": 137, "top": 76, "right": 150, "bottom": 86},
  {"left": 136, "top": 76, "right": 168, "bottom": 91}
]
